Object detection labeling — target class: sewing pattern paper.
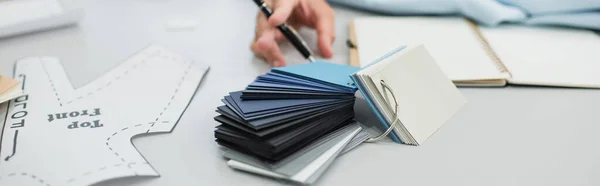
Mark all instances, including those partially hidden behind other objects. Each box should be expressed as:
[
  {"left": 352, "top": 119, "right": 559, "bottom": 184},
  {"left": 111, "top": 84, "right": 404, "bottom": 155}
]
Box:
[{"left": 0, "top": 45, "right": 209, "bottom": 186}]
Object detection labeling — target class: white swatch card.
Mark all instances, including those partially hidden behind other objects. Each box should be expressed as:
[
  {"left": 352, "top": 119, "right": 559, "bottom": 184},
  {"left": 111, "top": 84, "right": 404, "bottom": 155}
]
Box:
[{"left": 0, "top": 45, "right": 209, "bottom": 185}]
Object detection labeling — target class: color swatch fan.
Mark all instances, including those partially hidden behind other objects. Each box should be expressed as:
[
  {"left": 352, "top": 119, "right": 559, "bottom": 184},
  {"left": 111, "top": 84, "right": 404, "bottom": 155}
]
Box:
[
  {"left": 213, "top": 62, "right": 363, "bottom": 184},
  {"left": 213, "top": 46, "right": 467, "bottom": 184}
]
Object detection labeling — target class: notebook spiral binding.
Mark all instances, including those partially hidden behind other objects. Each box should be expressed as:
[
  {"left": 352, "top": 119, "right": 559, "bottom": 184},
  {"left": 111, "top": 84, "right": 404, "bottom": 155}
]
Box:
[
  {"left": 467, "top": 20, "right": 513, "bottom": 77},
  {"left": 365, "top": 80, "right": 400, "bottom": 143}
]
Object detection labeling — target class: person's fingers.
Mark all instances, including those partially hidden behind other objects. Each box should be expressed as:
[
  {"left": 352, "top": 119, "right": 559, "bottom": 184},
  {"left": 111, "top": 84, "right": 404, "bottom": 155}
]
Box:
[
  {"left": 254, "top": 11, "right": 270, "bottom": 41},
  {"left": 316, "top": 24, "right": 334, "bottom": 58},
  {"left": 253, "top": 10, "right": 284, "bottom": 66},
  {"left": 313, "top": 2, "right": 335, "bottom": 58},
  {"left": 254, "top": 28, "right": 286, "bottom": 67},
  {"left": 269, "top": 0, "right": 298, "bottom": 26},
  {"left": 274, "top": 31, "right": 286, "bottom": 42},
  {"left": 252, "top": 12, "right": 269, "bottom": 57},
  {"left": 274, "top": 20, "right": 303, "bottom": 42},
  {"left": 251, "top": 39, "right": 286, "bottom": 67}
]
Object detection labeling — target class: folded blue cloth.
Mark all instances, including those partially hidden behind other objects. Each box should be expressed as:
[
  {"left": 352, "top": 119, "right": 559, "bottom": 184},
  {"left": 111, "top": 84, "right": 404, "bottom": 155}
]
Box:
[{"left": 327, "top": 0, "right": 600, "bottom": 30}]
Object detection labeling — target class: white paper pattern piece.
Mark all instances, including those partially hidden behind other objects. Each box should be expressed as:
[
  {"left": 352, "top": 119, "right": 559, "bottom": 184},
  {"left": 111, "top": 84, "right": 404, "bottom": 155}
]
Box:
[{"left": 0, "top": 45, "right": 209, "bottom": 186}]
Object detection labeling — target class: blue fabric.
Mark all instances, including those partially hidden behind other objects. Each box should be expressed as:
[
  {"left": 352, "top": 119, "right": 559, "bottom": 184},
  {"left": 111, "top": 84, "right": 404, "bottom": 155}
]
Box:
[{"left": 327, "top": 0, "right": 600, "bottom": 30}]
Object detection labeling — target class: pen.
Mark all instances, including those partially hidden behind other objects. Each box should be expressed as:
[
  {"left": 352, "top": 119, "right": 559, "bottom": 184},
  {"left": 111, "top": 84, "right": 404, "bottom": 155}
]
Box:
[{"left": 252, "top": 0, "right": 316, "bottom": 62}]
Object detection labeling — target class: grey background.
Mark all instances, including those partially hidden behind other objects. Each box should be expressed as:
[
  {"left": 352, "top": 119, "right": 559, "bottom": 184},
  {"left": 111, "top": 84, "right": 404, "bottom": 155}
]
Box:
[{"left": 0, "top": 0, "right": 599, "bottom": 185}]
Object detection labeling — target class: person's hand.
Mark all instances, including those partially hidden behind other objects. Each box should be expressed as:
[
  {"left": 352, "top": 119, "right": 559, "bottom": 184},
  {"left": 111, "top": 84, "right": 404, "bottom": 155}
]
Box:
[{"left": 251, "top": 0, "right": 335, "bottom": 67}]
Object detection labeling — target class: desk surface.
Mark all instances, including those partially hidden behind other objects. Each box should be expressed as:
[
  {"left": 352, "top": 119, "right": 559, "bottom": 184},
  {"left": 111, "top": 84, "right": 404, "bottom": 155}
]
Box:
[{"left": 1, "top": 0, "right": 599, "bottom": 186}]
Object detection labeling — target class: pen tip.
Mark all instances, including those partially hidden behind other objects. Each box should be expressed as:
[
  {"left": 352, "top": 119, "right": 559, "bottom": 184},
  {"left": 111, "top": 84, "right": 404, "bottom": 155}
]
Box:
[{"left": 308, "top": 56, "right": 316, "bottom": 63}]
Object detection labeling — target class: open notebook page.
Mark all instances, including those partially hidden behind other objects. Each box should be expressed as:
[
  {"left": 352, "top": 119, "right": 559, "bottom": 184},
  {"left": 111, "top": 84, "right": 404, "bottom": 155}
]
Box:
[
  {"left": 353, "top": 16, "right": 505, "bottom": 81},
  {"left": 479, "top": 25, "right": 600, "bottom": 88}
]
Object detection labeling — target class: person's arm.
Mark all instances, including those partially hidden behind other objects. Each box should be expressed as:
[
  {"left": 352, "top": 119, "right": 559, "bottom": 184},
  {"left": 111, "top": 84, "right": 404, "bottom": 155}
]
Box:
[{"left": 250, "top": 0, "right": 335, "bottom": 67}]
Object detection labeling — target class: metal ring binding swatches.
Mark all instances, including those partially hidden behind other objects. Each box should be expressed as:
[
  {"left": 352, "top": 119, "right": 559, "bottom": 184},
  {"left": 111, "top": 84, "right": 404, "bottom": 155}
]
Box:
[{"left": 365, "top": 80, "right": 400, "bottom": 143}]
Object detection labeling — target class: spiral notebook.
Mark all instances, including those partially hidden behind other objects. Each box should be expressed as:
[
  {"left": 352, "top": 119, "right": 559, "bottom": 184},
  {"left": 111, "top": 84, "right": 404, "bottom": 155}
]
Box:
[{"left": 349, "top": 16, "right": 600, "bottom": 88}]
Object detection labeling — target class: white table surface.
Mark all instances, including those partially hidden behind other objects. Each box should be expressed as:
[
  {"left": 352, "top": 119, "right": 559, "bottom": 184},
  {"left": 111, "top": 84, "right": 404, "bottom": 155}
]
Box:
[{"left": 1, "top": 0, "right": 599, "bottom": 186}]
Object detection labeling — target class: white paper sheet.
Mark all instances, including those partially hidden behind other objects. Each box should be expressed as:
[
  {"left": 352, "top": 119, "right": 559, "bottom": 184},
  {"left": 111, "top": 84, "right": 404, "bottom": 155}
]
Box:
[
  {"left": 0, "top": 0, "right": 83, "bottom": 38},
  {"left": 0, "top": 45, "right": 209, "bottom": 186}
]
